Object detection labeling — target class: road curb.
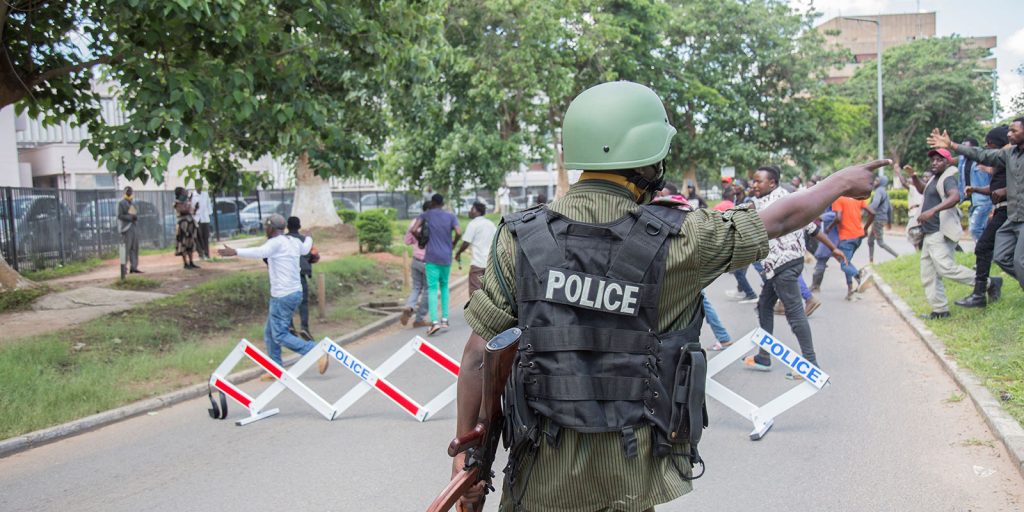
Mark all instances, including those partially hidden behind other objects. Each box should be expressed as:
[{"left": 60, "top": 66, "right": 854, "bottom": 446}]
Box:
[
  {"left": 872, "top": 271, "right": 1024, "bottom": 480},
  {"left": 0, "top": 274, "right": 470, "bottom": 459}
]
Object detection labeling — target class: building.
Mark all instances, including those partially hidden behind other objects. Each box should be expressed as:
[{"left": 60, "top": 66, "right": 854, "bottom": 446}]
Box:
[
  {"left": 1, "top": 86, "right": 291, "bottom": 191},
  {"left": 818, "top": 12, "right": 997, "bottom": 85}
]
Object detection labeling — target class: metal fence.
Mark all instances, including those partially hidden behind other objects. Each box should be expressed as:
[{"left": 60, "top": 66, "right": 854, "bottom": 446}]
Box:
[{"left": 0, "top": 186, "right": 494, "bottom": 272}]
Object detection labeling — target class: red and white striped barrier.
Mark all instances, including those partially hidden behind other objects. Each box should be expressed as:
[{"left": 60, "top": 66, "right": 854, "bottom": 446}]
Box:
[
  {"left": 208, "top": 336, "right": 460, "bottom": 426},
  {"left": 209, "top": 339, "right": 338, "bottom": 426},
  {"left": 329, "top": 335, "right": 460, "bottom": 422}
]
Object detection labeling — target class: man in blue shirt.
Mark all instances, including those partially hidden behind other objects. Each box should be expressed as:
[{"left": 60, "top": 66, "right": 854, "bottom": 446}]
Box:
[
  {"left": 411, "top": 193, "right": 462, "bottom": 335},
  {"left": 960, "top": 138, "right": 993, "bottom": 241}
]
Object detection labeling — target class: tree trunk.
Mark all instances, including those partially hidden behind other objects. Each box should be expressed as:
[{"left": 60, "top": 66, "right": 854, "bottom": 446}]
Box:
[
  {"left": 683, "top": 162, "right": 699, "bottom": 194},
  {"left": 289, "top": 152, "right": 342, "bottom": 229},
  {"left": 0, "top": 258, "right": 37, "bottom": 293}
]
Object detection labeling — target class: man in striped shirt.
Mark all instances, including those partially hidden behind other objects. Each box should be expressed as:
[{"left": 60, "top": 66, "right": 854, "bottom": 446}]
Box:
[{"left": 449, "top": 81, "right": 887, "bottom": 511}]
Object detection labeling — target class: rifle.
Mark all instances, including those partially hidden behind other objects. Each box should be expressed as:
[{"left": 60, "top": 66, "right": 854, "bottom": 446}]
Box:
[{"left": 426, "top": 327, "right": 522, "bottom": 512}]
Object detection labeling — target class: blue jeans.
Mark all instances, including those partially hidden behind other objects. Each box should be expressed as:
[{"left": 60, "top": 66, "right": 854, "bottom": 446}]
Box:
[
  {"left": 799, "top": 275, "right": 812, "bottom": 300},
  {"left": 838, "top": 237, "right": 862, "bottom": 286},
  {"left": 404, "top": 258, "right": 429, "bottom": 322},
  {"left": 969, "top": 201, "right": 993, "bottom": 241},
  {"left": 732, "top": 267, "right": 756, "bottom": 298},
  {"left": 702, "top": 295, "right": 730, "bottom": 343},
  {"left": 265, "top": 291, "right": 317, "bottom": 365}
]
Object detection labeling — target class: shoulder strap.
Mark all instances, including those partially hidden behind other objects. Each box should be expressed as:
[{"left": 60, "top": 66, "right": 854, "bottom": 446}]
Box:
[
  {"left": 504, "top": 205, "right": 563, "bottom": 279},
  {"left": 606, "top": 205, "right": 686, "bottom": 282}
]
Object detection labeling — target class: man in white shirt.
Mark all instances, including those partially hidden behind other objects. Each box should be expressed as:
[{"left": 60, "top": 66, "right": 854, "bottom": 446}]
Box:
[
  {"left": 218, "top": 214, "right": 327, "bottom": 374},
  {"left": 455, "top": 201, "right": 497, "bottom": 298},
  {"left": 192, "top": 183, "right": 212, "bottom": 260}
]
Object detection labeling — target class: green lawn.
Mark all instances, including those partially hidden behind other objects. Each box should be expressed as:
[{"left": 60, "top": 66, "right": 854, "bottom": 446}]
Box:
[
  {"left": 875, "top": 253, "right": 1024, "bottom": 425},
  {"left": 0, "top": 254, "right": 403, "bottom": 440},
  {"left": 22, "top": 258, "right": 107, "bottom": 281}
]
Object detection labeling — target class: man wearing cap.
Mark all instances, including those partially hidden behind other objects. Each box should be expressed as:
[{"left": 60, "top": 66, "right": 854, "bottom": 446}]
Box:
[
  {"left": 218, "top": 214, "right": 327, "bottom": 374},
  {"left": 447, "top": 80, "right": 887, "bottom": 511},
  {"left": 929, "top": 120, "right": 1024, "bottom": 293},
  {"left": 899, "top": 148, "right": 976, "bottom": 319}
]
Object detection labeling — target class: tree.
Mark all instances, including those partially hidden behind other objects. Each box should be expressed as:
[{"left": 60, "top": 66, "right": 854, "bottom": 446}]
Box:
[
  {"left": 840, "top": 37, "right": 993, "bottom": 169},
  {"left": 78, "top": 0, "right": 441, "bottom": 228}
]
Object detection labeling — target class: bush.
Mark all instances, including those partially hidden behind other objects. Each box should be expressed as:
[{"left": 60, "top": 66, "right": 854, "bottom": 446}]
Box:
[
  {"left": 338, "top": 209, "right": 358, "bottom": 224},
  {"left": 355, "top": 210, "right": 394, "bottom": 253},
  {"left": 891, "top": 198, "right": 909, "bottom": 225}
]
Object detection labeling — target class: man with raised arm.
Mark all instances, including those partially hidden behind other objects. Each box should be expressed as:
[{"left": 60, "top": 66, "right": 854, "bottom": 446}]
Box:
[{"left": 448, "top": 80, "right": 887, "bottom": 511}]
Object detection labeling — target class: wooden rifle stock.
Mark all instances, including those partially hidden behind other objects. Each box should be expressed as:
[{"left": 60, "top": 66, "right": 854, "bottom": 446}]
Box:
[{"left": 426, "top": 327, "right": 522, "bottom": 512}]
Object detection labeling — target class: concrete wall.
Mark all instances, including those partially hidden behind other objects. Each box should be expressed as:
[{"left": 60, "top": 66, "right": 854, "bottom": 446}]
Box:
[{"left": 0, "top": 106, "right": 24, "bottom": 187}]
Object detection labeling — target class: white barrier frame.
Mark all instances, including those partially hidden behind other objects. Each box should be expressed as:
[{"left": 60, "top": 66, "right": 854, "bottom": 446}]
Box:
[
  {"left": 329, "top": 336, "right": 460, "bottom": 422},
  {"left": 209, "top": 339, "right": 337, "bottom": 426},
  {"left": 706, "top": 328, "right": 831, "bottom": 440}
]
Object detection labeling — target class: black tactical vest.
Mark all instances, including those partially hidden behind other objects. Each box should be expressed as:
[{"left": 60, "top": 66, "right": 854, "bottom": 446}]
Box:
[{"left": 501, "top": 204, "right": 707, "bottom": 463}]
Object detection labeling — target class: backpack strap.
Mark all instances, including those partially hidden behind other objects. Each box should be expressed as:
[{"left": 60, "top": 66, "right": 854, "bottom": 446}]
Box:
[
  {"left": 606, "top": 204, "right": 686, "bottom": 282},
  {"left": 503, "top": 205, "right": 564, "bottom": 281}
]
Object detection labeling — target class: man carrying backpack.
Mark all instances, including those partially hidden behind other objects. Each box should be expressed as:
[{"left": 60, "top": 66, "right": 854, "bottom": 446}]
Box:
[
  {"left": 401, "top": 200, "right": 434, "bottom": 328},
  {"left": 411, "top": 194, "right": 461, "bottom": 336}
]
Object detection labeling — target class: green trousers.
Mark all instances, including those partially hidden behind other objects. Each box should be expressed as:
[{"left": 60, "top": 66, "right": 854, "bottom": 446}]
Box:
[{"left": 425, "top": 262, "right": 451, "bottom": 323}]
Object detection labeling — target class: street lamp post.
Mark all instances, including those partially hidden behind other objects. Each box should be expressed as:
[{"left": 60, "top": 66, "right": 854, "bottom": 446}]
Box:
[{"left": 843, "top": 16, "right": 884, "bottom": 161}]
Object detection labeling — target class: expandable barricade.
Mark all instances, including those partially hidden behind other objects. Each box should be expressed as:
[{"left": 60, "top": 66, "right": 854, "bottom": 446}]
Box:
[
  {"left": 207, "top": 336, "right": 460, "bottom": 426},
  {"left": 209, "top": 339, "right": 337, "bottom": 426},
  {"left": 705, "top": 327, "right": 831, "bottom": 440}
]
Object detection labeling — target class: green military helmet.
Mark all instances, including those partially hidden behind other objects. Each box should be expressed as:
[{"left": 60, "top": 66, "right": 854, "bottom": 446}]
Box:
[{"left": 562, "top": 81, "right": 676, "bottom": 171}]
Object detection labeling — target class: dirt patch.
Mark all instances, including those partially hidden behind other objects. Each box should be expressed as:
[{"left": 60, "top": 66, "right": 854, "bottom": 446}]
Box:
[
  {"left": 364, "top": 251, "right": 405, "bottom": 266},
  {"left": 6, "top": 228, "right": 362, "bottom": 342}
]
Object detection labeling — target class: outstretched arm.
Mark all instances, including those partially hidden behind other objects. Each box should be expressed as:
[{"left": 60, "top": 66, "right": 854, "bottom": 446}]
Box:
[{"left": 758, "top": 159, "right": 890, "bottom": 239}]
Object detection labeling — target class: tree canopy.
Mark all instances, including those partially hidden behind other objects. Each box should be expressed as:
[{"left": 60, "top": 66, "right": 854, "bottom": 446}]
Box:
[{"left": 839, "top": 36, "right": 993, "bottom": 169}]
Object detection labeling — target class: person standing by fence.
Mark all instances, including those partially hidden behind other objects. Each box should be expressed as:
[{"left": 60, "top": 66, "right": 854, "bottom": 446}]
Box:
[
  {"left": 117, "top": 186, "right": 142, "bottom": 274},
  {"left": 192, "top": 182, "right": 212, "bottom": 260},
  {"left": 174, "top": 187, "right": 200, "bottom": 270}
]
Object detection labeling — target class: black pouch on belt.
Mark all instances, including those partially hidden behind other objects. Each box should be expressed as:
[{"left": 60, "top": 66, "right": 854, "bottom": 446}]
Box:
[{"left": 668, "top": 343, "right": 708, "bottom": 462}]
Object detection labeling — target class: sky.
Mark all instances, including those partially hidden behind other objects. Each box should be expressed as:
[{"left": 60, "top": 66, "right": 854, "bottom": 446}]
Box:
[{"left": 789, "top": 0, "right": 1024, "bottom": 117}]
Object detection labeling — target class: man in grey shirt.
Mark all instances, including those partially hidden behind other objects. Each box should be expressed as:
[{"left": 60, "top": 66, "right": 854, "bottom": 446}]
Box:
[
  {"left": 117, "top": 186, "right": 142, "bottom": 273},
  {"left": 864, "top": 174, "right": 898, "bottom": 264},
  {"left": 929, "top": 119, "right": 1024, "bottom": 291}
]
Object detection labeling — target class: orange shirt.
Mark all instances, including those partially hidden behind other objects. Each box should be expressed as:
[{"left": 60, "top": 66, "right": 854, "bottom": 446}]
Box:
[{"left": 831, "top": 196, "right": 866, "bottom": 240}]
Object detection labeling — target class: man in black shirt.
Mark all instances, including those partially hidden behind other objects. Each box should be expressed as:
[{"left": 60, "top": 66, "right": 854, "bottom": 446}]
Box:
[{"left": 955, "top": 126, "right": 1009, "bottom": 307}]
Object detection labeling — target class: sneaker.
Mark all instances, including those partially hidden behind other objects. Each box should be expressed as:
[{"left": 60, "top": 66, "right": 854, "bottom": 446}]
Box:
[
  {"left": 129, "top": 269, "right": 144, "bottom": 274},
  {"left": 857, "top": 273, "right": 874, "bottom": 292},
  {"left": 954, "top": 293, "right": 986, "bottom": 308},
  {"left": 743, "top": 355, "right": 771, "bottom": 371},
  {"left": 773, "top": 301, "right": 785, "bottom": 315},
  {"left": 725, "top": 289, "right": 746, "bottom": 300},
  {"left": 440, "top": 318, "right": 450, "bottom": 330},
  {"left": 413, "top": 319, "right": 432, "bottom": 328},
  {"left": 317, "top": 354, "right": 329, "bottom": 375},
  {"left": 918, "top": 311, "right": 951, "bottom": 320},
  {"left": 804, "top": 296, "right": 821, "bottom": 317},
  {"left": 427, "top": 323, "right": 441, "bottom": 336},
  {"left": 400, "top": 307, "right": 413, "bottom": 326},
  {"left": 738, "top": 295, "right": 758, "bottom": 304},
  {"left": 299, "top": 329, "right": 313, "bottom": 341},
  {"left": 785, "top": 371, "right": 805, "bottom": 381},
  {"left": 988, "top": 277, "right": 1003, "bottom": 303},
  {"left": 710, "top": 341, "right": 733, "bottom": 351}
]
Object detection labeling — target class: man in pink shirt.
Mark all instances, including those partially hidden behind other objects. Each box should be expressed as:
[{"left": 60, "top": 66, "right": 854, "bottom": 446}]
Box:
[{"left": 400, "top": 200, "right": 433, "bottom": 328}]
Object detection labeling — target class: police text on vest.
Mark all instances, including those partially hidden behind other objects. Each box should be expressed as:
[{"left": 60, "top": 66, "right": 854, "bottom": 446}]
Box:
[{"left": 544, "top": 268, "right": 643, "bottom": 316}]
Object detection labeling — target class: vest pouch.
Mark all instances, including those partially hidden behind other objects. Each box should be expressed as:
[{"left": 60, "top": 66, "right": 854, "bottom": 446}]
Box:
[
  {"left": 503, "top": 354, "right": 539, "bottom": 452},
  {"left": 667, "top": 344, "right": 708, "bottom": 449}
]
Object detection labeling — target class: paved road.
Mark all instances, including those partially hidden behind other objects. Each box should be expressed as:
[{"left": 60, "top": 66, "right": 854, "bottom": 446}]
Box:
[{"left": 1, "top": 232, "right": 1022, "bottom": 511}]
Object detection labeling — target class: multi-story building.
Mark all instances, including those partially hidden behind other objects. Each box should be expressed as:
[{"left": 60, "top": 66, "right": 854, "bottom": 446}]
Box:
[{"left": 818, "top": 12, "right": 997, "bottom": 85}]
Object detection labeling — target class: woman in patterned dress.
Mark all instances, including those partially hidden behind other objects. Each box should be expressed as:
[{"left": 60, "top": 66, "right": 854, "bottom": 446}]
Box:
[{"left": 174, "top": 187, "right": 200, "bottom": 269}]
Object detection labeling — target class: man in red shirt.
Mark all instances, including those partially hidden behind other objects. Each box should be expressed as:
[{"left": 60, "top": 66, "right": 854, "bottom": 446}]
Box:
[{"left": 832, "top": 195, "right": 870, "bottom": 299}]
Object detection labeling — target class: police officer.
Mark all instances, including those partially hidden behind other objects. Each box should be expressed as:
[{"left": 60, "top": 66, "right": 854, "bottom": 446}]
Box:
[{"left": 451, "top": 81, "right": 887, "bottom": 511}]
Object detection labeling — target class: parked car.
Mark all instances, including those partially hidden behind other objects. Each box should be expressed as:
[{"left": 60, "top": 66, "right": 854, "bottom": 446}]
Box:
[
  {"left": 358, "top": 192, "right": 422, "bottom": 218},
  {"left": 209, "top": 198, "right": 248, "bottom": 237},
  {"left": 239, "top": 200, "right": 292, "bottom": 232},
  {"left": 77, "top": 198, "right": 165, "bottom": 248},
  {"left": 1, "top": 195, "right": 81, "bottom": 259}
]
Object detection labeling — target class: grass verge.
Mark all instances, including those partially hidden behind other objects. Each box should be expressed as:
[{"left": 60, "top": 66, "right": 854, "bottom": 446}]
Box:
[
  {"left": 0, "top": 254, "right": 403, "bottom": 440},
  {"left": 0, "top": 286, "right": 50, "bottom": 313},
  {"left": 111, "top": 276, "right": 162, "bottom": 290},
  {"left": 22, "top": 258, "right": 106, "bottom": 281},
  {"left": 875, "top": 253, "right": 1024, "bottom": 426}
]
